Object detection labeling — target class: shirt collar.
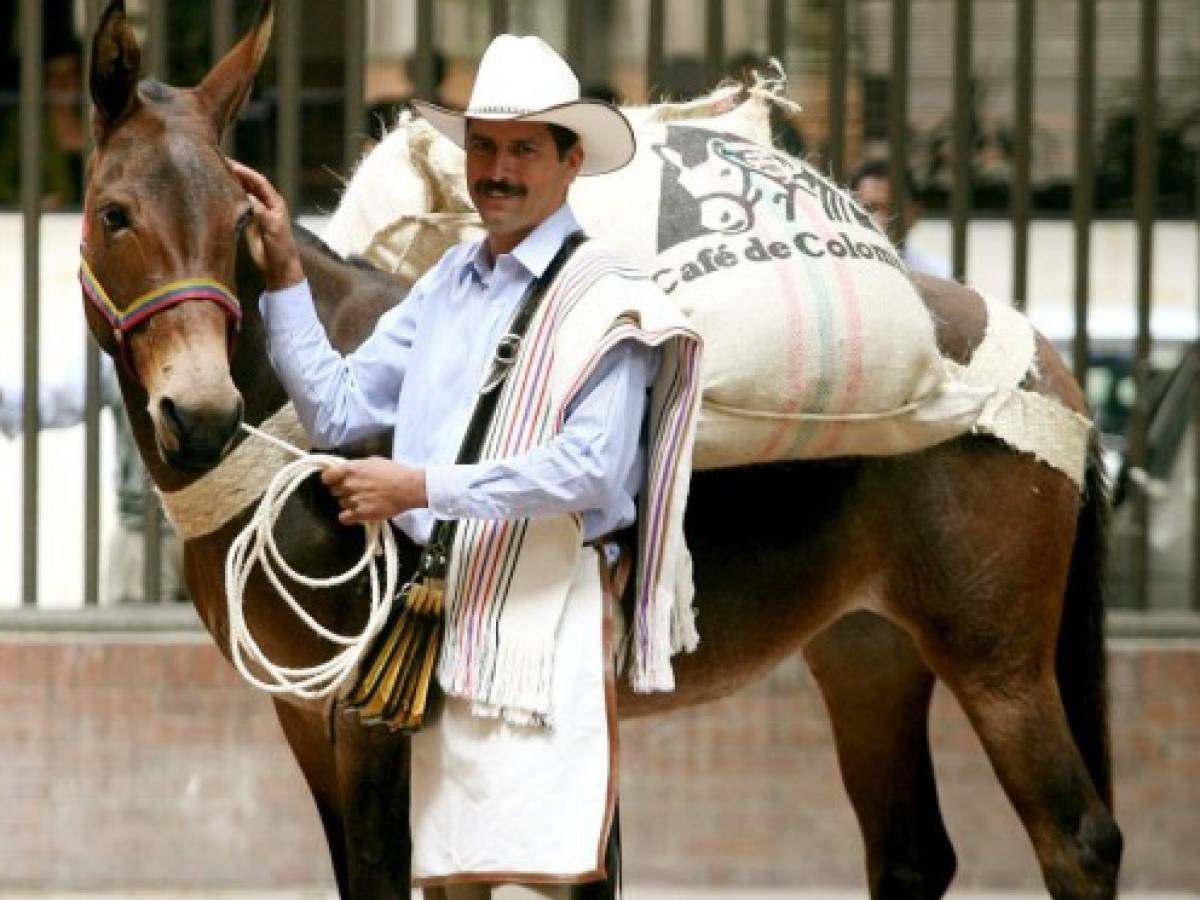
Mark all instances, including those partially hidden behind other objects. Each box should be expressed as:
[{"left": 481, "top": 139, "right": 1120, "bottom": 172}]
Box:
[{"left": 461, "top": 204, "right": 581, "bottom": 286}]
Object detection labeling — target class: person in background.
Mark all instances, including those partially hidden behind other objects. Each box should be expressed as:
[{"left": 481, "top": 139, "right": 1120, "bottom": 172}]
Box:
[
  {"left": 0, "top": 358, "right": 188, "bottom": 605},
  {"left": 849, "top": 158, "right": 952, "bottom": 280},
  {"left": 0, "top": 32, "right": 85, "bottom": 207}
]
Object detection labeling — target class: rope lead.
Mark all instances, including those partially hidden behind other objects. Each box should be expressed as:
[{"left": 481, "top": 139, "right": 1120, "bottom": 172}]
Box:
[{"left": 225, "top": 423, "right": 402, "bottom": 700}]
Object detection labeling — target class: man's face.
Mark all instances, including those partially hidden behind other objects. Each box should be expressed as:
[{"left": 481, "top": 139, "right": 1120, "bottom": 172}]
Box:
[
  {"left": 855, "top": 174, "right": 914, "bottom": 242},
  {"left": 465, "top": 119, "right": 584, "bottom": 255}
]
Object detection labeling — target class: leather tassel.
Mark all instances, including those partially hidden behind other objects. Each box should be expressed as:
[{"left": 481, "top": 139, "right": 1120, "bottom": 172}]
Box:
[{"left": 346, "top": 577, "right": 445, "bottom": 731}]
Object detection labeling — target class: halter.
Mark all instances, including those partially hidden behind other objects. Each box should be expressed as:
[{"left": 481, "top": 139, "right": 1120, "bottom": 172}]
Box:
[{"left": 78, "top": 253, "right": 242, "bottom": 381}]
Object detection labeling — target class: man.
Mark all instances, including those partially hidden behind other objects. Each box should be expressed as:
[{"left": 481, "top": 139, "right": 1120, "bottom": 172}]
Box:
[
  {"left": 850, "top": 159, "right": 952, "bottom": 280},
  {"left": 234, "top": 34, "right": 701, "bottom": 899}
]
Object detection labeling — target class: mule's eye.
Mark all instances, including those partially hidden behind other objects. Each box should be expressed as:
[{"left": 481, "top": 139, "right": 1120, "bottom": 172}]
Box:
[{"left": 100, "top": 205, "right": 131, "bottom": 233}]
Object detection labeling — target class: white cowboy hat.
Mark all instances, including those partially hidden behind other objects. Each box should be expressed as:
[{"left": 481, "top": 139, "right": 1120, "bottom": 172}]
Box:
[{"left": 411, "top": 34, "right": 635, "bottom": 176}]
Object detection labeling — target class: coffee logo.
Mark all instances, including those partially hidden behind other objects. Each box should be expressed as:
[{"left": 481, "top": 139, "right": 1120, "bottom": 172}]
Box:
[{"left": 651, "top": 125, "right": 904, "bottom": 294}]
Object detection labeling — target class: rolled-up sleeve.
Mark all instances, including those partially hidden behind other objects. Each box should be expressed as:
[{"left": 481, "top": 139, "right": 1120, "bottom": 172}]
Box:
[{"left": 261, "top": 279, "right": 420, "bottom": 448}]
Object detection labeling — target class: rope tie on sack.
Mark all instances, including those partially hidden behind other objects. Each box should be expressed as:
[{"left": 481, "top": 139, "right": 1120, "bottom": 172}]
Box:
[{"left": 225, "top": 422, "right": 402, "bottom": 700}]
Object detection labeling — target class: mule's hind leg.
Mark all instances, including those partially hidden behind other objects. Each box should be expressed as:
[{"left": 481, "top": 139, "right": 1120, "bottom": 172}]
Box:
[
  {"left": 895, "top": 449, "right": 1121, "bottom": 899},
  {"left": 806, "top": 612, "right": 956, "bottom": 900},
  {"left": 930, "top": 651, "right": 1120, "bottom": 899}
]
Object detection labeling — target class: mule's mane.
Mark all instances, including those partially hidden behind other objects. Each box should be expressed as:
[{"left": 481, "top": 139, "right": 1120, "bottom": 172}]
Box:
[{"left": 293, "top": 224, "right": 402, "bottom": 286}]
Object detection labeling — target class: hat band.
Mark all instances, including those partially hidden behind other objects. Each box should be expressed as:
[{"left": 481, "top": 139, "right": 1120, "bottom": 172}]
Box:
[{"left": 466, "top": 104, "right": 559, "bottom": 117}]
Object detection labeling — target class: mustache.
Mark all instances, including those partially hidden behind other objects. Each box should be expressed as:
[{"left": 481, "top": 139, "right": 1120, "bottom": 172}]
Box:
[{"left": 474, "top": 179, "right": 527, "bottom": 198}]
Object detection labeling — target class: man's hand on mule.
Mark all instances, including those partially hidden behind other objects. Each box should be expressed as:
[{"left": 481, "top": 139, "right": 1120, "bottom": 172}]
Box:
[
  {"left": 322, "top": 457, "right": 429, "bottom": 525},
  {"left": 228, "top": 159, "right": 306, "bottom": 292}
]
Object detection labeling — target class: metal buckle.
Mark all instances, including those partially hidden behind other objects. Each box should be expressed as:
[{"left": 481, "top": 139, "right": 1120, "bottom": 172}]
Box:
[
  {"left": 494, "top": 333, "right": 521, "bottom": 365},
  {"left": 479, "top": 333, "right": 522, "bottom": 395}
]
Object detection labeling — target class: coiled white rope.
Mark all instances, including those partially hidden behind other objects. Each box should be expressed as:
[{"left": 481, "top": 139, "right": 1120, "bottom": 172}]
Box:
[{"left": 225, "top": 422, "right": 402, "bottom": 700}]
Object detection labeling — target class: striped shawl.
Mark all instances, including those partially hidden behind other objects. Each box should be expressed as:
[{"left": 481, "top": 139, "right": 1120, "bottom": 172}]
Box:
[{"left": 437, "top": 242, "right": 703, "bottom": 726}]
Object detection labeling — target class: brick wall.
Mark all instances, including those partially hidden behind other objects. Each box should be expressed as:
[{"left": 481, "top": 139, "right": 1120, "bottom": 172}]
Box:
[{"left": 0, "top": 633, "right": 1195, "bottom": 891}]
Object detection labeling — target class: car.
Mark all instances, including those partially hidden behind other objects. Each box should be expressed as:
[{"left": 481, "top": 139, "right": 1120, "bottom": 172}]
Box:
[{"left": 1105, "top": 341, "right": 1198, "bottom": 610}]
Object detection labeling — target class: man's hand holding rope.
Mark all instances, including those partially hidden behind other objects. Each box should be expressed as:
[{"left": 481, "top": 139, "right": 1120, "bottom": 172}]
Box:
[{"left": 322, "top": 457, "right": 428, "bottom": 526}]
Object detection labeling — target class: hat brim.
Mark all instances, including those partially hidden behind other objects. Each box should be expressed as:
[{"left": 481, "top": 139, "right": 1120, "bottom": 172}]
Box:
[{"left": 411, "top": 98, "right": 636, "bottom": 176}]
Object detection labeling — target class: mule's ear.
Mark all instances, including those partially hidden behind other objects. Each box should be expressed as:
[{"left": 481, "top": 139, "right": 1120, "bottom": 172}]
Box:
[
  {"left": 195, "top": 0, "right": 274, "bottom": 138},
  {"left": 89, "top": 0, "right": 142, "bottom": 135}
]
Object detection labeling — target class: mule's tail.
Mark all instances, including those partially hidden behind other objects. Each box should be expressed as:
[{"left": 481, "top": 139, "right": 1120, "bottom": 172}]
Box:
[{"left": 1055, "top": 435, "right": 1114, "bottom": 809}]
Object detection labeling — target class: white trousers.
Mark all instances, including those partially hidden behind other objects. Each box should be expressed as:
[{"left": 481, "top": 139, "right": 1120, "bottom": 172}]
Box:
[{"left": 411, "top": 547, "right": 615, "bottom": 885}]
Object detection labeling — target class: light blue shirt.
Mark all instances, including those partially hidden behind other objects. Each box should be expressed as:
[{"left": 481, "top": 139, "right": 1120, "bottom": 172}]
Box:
[{"left": 261, "top": 204, "right": 659, "bottom": 545}]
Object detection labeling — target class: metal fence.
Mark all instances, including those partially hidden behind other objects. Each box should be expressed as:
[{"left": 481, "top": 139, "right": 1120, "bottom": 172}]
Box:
[{"left": 8, "top": 0, "right": 1199, "bottom": 615}]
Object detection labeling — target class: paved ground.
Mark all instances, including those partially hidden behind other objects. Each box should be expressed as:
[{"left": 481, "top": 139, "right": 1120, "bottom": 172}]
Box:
[{"left": 0, "top": 892, "right": 1195, "bottom": 899}]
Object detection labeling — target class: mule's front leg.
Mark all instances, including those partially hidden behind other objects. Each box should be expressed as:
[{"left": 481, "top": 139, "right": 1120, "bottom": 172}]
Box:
[
  {"left": 272, "top": 700, "right": 351, "bottom": 896},
  {"left": 273, "top": 700, "right": 413, "bottom": 899},
  {"left": 806, "top": 613, "right": 957, "bottom": 900},
  {"left": 333, "top": 712, "right": 413, "bottom": 898}
]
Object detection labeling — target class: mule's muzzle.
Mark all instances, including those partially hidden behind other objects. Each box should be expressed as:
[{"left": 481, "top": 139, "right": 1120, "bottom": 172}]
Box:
[{"left": 158, "top": 394, "right": 244, "bottom": 471}]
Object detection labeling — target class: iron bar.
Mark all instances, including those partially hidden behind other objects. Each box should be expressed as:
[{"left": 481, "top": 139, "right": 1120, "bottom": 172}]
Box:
[
  {"left": 566, "top": 0, "right": 585, "bottom": 70},
  {"left": 212, "top": 0, "right": 235, "bottom": 153},
  {"left": 704, "top": 0, "right": 725, "bottom": 90},
  {"left": 647, "top": 0, "right": 665, "bottom": 100},
  {"left": 1128, "top": 0, "right": 1159, "bottom": 610},
  {"left": 768, "top": 0, "right": 787, "bottom": 69},
  {"left": 211, "top": 0, "right": 235, "bottom": 64},
  {"left": 21, "top": 0, "right": 44, "bottom": 607},
  {"left": 343, "top": 0, "right": 366, "bottom": 173},
  {"left": 1193, "top": 152, "right": 1200, "bottom": 611},
  {"left": 143, "top": 0, "right": 170, "bottom": 602},
  {"left": 1012, "top": 0, "right": 1033, "bottom": 313},
  {"left": 413, "top": 0, "right": 435, "bottom": 98},
  {"left": 142, "top": 478, "right": 162, "bottom": 603},
  {"left": 950, "top": 0, "right": 971, "bottom": 281},
  {"left": 490, "top": 0, "right": 510, "bottom": 37},
  {"left": 276, "top": 0, "right": 301, "bottom": 207},
  {"left": 83, "top": 0, "right": 101, "bottom": 607},
  {"left": 83, "top": 343, "right": 101, "bottom": 607},
  {"left": 887, "top": 0, "right": 910, "bottom": 248},
  {"left": 827, "top": 0, "right": 847, "bottom": 180},
  {"left": 148, "top": 0, "right": 168, "bottom": 80},
  {"left": 1072, "top": 0, "right": 1096, "bottom": 389}
]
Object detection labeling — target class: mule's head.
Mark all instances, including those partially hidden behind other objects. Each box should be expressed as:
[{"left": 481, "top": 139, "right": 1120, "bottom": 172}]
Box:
[{"left": 83, "top": 0, "right": 272, "bottom": 471}]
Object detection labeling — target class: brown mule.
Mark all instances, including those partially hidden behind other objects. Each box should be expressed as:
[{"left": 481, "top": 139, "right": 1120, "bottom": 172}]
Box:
[{"left": 81, "top": 2, "right": 1121, "bottom": 897}]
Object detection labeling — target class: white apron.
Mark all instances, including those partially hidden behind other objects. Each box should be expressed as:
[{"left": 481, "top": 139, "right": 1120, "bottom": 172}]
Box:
[{"left": 411, "top": 547, "right": 617, "bottom": 886}]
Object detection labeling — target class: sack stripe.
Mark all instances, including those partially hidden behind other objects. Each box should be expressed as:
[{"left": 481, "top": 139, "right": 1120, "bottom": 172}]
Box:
[{"left": 792, "top": 189, "right": 866, "bottom": 457}]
